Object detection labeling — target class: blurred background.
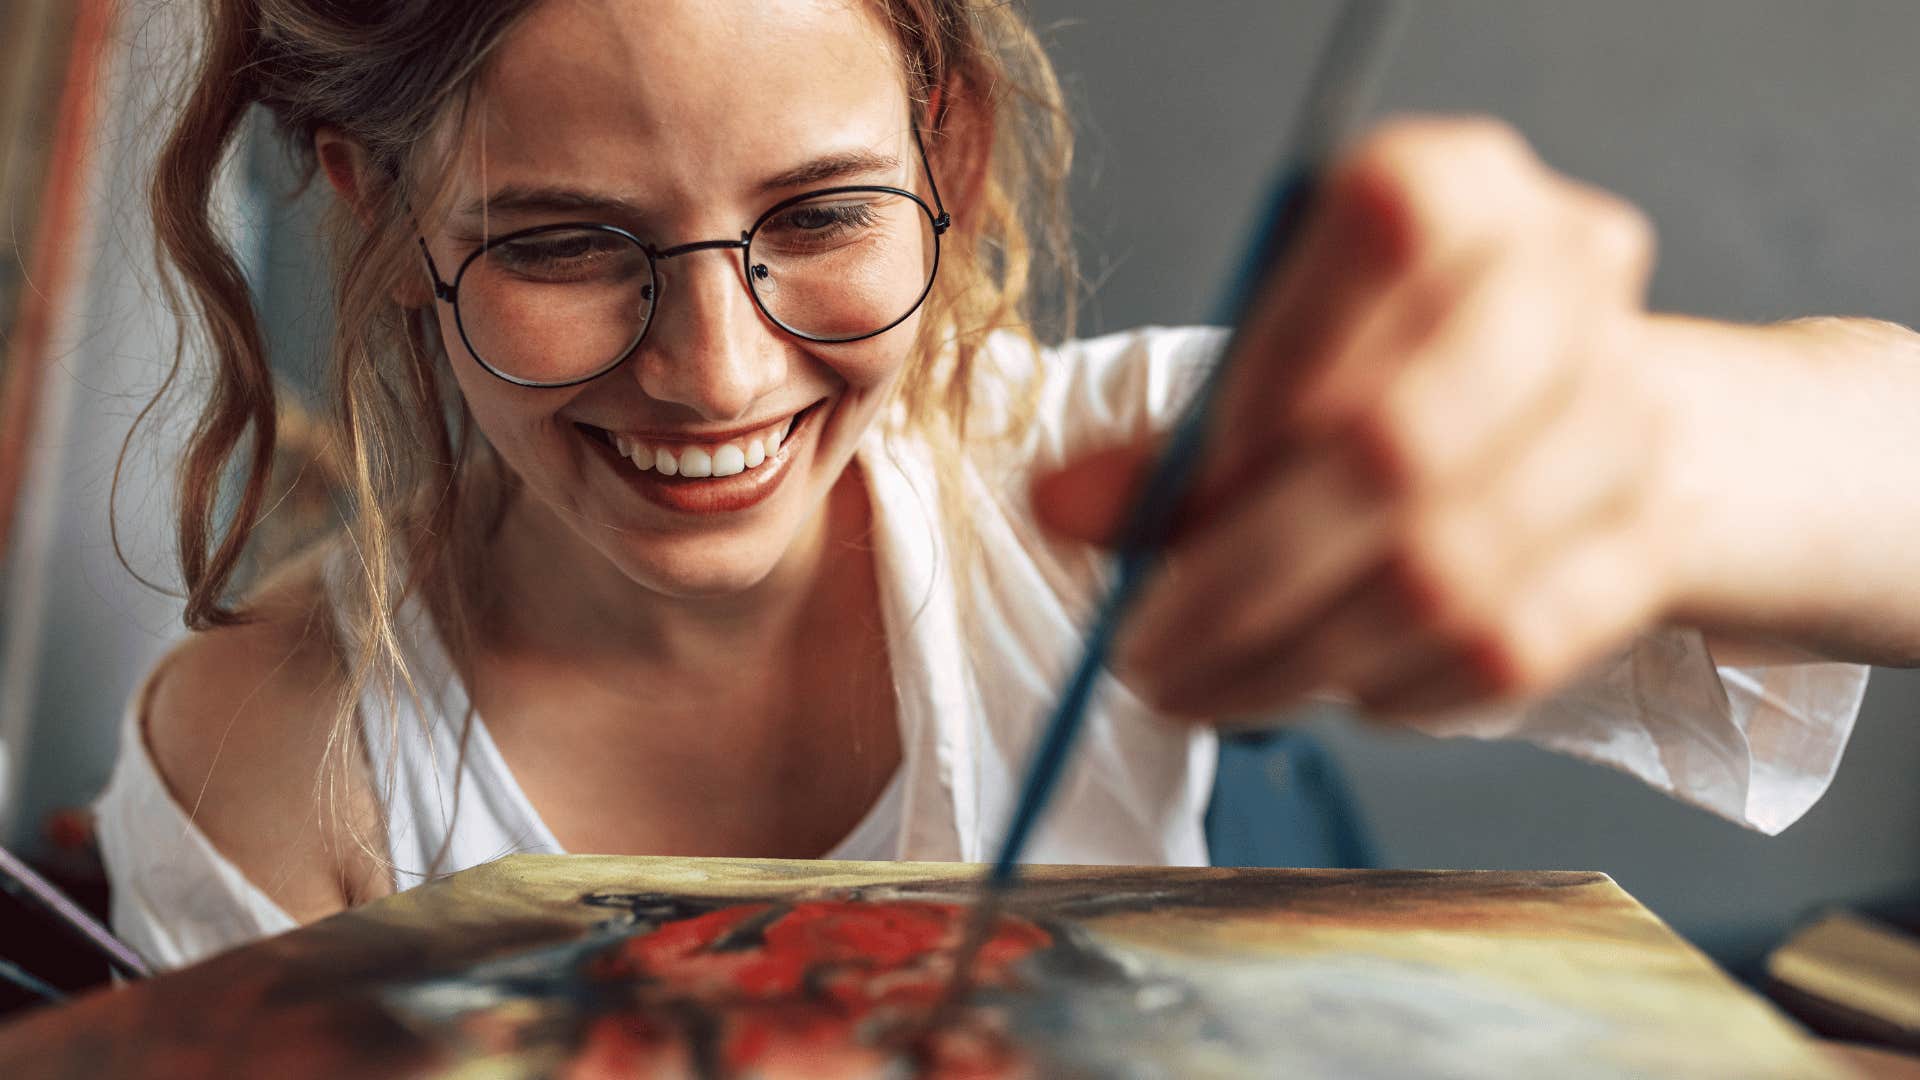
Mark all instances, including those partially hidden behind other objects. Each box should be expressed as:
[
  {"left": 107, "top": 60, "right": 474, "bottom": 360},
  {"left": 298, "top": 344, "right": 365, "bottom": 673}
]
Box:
[{"left": 0, "top": 0, "right": 1915, "bottom": 1013}]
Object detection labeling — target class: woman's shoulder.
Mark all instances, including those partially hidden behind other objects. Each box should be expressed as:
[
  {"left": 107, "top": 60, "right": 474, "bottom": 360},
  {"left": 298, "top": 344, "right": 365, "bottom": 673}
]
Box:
[
  {"left": 139, "top": 545, "right": 381, "bottom": 922},
  {"left": 145, "top": 550, "right": 341, "bottom": 775}
]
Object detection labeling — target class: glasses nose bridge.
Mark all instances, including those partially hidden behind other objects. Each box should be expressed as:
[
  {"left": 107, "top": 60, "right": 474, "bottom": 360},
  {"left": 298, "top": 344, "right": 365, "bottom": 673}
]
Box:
[
  {"left": 645, "top": 232, "right": 761, "bottom": 304},
  {"left": 638, "top": 231, "right": 764, "bottom": 358},
  {"left": 651, "top": 233, "right": 751, "bottom": 262},
  {"left": 633, "top": 232, "right": 780, "bottom": 419}
]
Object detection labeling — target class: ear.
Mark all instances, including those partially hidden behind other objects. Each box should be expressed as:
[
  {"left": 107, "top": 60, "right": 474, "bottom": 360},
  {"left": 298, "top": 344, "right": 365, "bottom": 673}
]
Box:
[
  {"left": 315, "top": 127, "right": 378, "bottom": 225},
  {"left": 315, "top": 127, "right": 434, "bottom": 309}
]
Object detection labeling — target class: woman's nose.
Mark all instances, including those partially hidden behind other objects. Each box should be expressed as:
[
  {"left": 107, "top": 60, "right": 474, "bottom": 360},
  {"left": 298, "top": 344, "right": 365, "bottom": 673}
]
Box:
[{"left": 630, "top": 248, "right": 787, "bottom": 422}]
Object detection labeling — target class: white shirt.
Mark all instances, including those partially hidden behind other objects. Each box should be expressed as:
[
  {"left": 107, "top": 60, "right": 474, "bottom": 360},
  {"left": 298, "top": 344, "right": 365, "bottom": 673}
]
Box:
[{"left": 94, "top": 326, "right": 1870, "bottom": 970}]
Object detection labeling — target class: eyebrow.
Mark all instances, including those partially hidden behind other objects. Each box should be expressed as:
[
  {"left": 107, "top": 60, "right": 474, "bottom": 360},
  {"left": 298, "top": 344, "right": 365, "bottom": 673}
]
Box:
[
  {"left": 453, "top": 186, "right": 648, "bottom": 222},
  {"left": 755, "top": 149, "right": 901, "bottom": 193},
  {"left": 452, "top": 149, "right": 904, "bottom": 222}
]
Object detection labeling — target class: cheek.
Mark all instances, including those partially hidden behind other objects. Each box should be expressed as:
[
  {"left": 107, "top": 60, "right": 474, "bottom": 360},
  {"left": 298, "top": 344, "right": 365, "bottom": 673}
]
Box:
[
  {"left": 818, "top": 314, "right": 923, "bottom": 397},
  {"left": 437, "top": 309, "right": 576, "bottom": 468}
]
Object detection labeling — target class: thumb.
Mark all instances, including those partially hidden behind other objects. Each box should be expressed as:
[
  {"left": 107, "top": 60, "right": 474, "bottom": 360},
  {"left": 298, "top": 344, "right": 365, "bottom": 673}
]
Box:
[{"left": 1029, "top": 439, "right": 1159, "bottom": 547}]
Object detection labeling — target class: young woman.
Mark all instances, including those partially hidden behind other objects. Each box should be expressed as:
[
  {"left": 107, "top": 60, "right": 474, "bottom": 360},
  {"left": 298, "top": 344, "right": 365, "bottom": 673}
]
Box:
[{"left": 97, "top": 0, "right": 1920, "bottom": 970}]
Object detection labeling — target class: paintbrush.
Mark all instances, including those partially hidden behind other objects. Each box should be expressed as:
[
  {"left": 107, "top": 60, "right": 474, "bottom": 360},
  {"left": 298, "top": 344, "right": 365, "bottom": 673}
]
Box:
[
  {"left": 925, "top": 0, "right": 1411, "bottom": 1028},
  {"left": 0, "top": 957, "right": 64, "bottom": 1003},
  {"left": 0, "top": 842, "right": 152, "bottom": 980}
]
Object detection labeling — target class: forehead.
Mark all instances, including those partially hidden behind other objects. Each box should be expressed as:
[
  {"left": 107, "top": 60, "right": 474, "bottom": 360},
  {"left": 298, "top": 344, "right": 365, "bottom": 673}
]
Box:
[{"left": 454, "top": 0, "right": 909, "bottom": 210}]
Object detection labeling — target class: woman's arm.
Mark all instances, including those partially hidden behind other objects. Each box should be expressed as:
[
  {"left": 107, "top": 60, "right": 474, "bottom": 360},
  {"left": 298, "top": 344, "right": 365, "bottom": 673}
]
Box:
[{"left": 1653, "top": 314, "right": 1920, "bottom": 669}]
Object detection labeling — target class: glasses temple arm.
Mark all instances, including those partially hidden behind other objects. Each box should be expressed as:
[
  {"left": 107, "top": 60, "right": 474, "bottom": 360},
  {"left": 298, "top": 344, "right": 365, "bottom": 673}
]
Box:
[
  {"left": 911, "top": 122, "right": 951, "bottom": 233},
  {"left": 417, "top": 236, "right": 456, "bottom": 303}
]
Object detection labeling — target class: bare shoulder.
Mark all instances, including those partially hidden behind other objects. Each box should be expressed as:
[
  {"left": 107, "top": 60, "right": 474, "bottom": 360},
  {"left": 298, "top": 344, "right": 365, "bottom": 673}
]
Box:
[{"left": 142, "top": 547, "right": 388, "bottom": 922}]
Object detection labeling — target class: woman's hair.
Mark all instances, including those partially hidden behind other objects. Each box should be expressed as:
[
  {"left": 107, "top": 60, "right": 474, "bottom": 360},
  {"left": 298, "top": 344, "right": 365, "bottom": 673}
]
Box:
[{"left": 136, "top": 0, "right": 1074, "bottom": 870}]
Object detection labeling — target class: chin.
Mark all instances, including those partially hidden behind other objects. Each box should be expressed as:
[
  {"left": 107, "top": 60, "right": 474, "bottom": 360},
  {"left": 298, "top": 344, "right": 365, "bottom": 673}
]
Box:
[{"left": 604, "top": 529, "right": 797, "bottom": 601}]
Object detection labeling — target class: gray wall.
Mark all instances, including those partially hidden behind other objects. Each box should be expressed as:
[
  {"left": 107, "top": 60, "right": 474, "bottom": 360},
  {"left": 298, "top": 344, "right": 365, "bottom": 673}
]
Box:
[{"left": 1028, "top": 0, "right": 1920, "bottom": 973}]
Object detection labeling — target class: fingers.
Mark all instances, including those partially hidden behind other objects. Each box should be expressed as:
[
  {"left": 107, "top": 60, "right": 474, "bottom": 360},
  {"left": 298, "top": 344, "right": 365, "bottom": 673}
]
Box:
[
  {"left": 1217, "top": 117, "right": 1653, "bottom": 441},
  {"left": 1188, "top": 117, "right": 1646, "bottom": 539},
  {"left": 1040, "top": 118, "right": 1653, "bottom": 543},
  {"left": 1211, "top": 117, "right": 1552, "bottom": 458},
  {"left": 1052, "top": 114, "right": 1671, "bottom": 724},
  {"left": 1119, "top": 309, "right": 1663, "bottom": 721},
  {"left": 1345, "top": 249, "right": 1586, "bottom": 505},
  {"left": 1113, "top": 437, "right": 1394, "bottom": 716},
  {"left": 1364, "top": 523, "right": 1663, "bottom": 719},
  {"left": 1131, "top": 570, "right": 1434, "bottom": 721},
  {"left": 1030, "top": 440, "right": 1156, "bottom": 546},
  {"left": 1342, "top": 378, "right": 1664, "bottom": 714}
]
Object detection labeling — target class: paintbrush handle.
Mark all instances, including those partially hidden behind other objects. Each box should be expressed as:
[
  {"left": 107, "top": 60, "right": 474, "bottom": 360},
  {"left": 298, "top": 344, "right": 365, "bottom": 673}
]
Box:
[
  {"left": 0, "top": 844, "right": 152, "bottom": 979},
  {"left": 988, "top": 0, "right": 1409, "bottom": 884},
  {"left": 0, "top": 956, "right": 65, "bottom": 1003},
  {"left": 987, "top": 177, "right": 1315, "bottom": 888}
]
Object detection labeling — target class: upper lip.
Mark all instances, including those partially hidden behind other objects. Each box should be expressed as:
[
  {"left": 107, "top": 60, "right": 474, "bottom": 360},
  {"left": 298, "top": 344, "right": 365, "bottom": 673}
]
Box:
[{"left": 581, "top": 401, "right": 818, "bottom": 444}]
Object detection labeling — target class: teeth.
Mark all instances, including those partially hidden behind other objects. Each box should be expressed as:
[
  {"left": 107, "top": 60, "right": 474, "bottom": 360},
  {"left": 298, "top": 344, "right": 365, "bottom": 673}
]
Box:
[
  {"left": 678, "top": 447, "right": 713, "bottom": 478},
  {"left": 711, "top": 444, "right": 746, "bottom": 477},
  {"left": 606, "top": 409, "right": 804, "bottom": 480}
]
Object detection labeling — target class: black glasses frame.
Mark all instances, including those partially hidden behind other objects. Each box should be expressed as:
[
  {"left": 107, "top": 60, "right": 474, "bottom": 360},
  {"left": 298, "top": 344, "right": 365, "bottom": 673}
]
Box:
[{"left": 418, "top": 126, "right": 951, "bottom": 389}]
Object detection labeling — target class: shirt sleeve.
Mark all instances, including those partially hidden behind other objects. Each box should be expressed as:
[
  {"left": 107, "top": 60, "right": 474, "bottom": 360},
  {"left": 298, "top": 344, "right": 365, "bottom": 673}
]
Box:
[
  {"left": 1000, "top": 324, "right": 1223, "bottom": 472},
  {"left": 1409, "top": 629, "right": 1869, "bottom": 835},
  {"left": 1024, "top": 325, "right": 1871, "bottom": 836}
]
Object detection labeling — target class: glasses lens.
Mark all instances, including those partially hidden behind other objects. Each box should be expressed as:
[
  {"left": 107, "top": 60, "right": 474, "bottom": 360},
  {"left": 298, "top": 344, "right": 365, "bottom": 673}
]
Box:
[
  {"left": 456, "top": 227, "right": 653, "bottom": 385},
  {"left": 748, "top": 191, "right": 937, "bottom": 341}
]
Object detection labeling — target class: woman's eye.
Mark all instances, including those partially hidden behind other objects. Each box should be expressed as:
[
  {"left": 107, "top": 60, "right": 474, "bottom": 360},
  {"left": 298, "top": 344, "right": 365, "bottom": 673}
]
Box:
[
  {"left": 792, "top": 205, "right": 871, "bottom": 230},
  {"left": 766, "top": 202, "right": 880, "bottom": 243},
  {"left": 487, "top": 231, "right": 636, "bottom": 282}
]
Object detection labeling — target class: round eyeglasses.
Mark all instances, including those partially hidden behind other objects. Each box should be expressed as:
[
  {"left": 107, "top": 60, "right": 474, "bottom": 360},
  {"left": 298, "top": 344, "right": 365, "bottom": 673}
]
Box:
[{"left": 418, "top": 134, "right": 951, "bottom": 389}]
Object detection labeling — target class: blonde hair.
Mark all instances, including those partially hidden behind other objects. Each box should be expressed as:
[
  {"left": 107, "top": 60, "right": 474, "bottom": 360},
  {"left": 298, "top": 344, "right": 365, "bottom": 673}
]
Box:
[{"left": 135, "top": 0, "right": 1074, "bottom": 870}]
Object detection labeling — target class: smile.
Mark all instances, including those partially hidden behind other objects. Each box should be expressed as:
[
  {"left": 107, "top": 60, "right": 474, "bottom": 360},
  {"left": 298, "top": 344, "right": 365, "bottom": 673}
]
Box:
[
  {"left": 577, "top": 402, "right": 826, "bottom": 515},
  {"left": 610, "top": 412, "right": 796, "bottom": 478}
]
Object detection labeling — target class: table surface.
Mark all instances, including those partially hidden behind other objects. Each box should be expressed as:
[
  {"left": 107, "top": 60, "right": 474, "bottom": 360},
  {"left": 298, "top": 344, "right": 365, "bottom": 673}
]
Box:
[{"left": 0, "top": 856, "right": 1857, "bottom": 1078}]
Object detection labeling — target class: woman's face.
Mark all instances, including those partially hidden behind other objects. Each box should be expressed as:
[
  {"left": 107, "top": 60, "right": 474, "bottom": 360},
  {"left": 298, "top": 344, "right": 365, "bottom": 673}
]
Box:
[{"left": 422, "top": 0, "right": 929, "bottom": 598}]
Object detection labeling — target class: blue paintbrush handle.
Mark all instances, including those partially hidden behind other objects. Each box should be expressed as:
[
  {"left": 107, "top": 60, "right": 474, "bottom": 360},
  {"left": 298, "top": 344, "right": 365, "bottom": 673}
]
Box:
[
  {"left": 987, "top": 0, "right": 1409, "bottom": 885},
  {"left": 987, "top": 173, "right": 1316, "bottom": 885}
]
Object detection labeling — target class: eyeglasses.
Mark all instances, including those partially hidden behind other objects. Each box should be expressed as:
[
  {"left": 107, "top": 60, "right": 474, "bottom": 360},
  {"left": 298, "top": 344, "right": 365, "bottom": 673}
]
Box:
[{"left": 419, "top": 127, "right": 951, "bottom": 389}]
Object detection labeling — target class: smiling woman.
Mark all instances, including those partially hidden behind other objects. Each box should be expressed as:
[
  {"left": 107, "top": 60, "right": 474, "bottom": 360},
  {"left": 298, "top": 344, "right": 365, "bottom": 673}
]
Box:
[
  {"left": 104, "top": 0, "right": 1083, "bottom": 963},
  {"left": 92, "top": 0, "right": 1919, "bottom": 974}
]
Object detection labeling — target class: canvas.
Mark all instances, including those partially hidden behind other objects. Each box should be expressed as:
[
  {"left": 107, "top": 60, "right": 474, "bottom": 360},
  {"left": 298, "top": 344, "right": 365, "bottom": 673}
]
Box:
[{"left": 0, "top": 855, "right": 1846, "bottom": 1078}]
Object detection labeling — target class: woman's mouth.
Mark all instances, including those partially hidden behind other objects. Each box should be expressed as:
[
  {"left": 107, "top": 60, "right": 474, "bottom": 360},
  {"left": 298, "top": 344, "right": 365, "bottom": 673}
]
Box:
[{"left": 576, "top": 401, "right": 826, "bottom": 515}]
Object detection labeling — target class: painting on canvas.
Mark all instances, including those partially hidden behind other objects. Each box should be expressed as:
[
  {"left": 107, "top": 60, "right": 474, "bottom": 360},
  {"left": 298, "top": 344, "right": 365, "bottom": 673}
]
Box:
[{"left": 362, "top": 856, "right": 1839, "bottom": 1079}]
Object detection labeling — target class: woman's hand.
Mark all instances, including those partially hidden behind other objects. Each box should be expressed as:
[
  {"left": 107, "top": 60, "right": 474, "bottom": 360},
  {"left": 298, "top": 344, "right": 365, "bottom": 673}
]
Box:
[{"left": 1035, "top": 117, "right": 1707, "bottom": 722}]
